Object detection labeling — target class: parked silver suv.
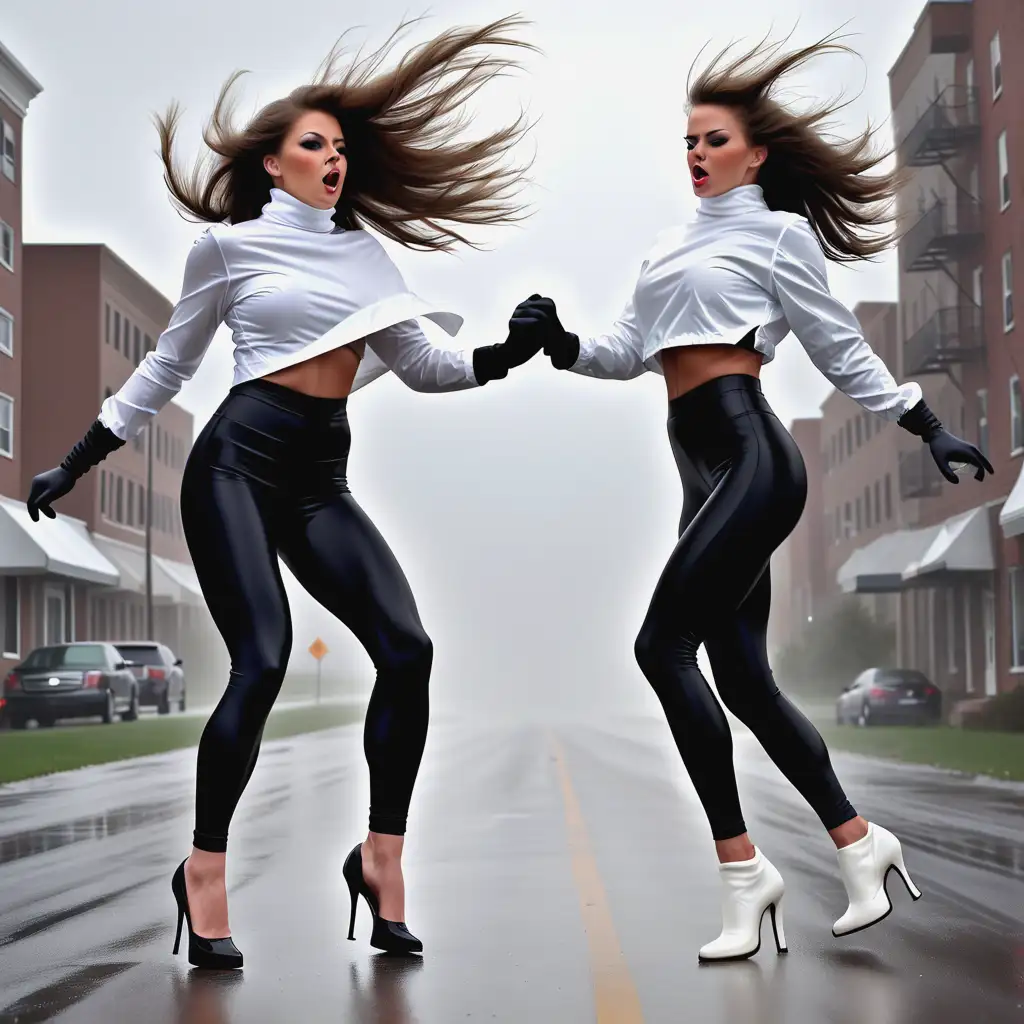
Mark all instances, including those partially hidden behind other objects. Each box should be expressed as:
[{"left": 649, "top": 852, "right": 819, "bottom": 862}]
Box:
[{"left": 113, "top": 642, "right": 186, "bottom": 714}]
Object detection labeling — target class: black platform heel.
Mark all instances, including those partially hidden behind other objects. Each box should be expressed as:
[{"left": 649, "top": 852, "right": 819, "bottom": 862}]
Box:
[
  {"left": 342, "top": 843, "right": 423, "bottom": 954},
  {"left": 171, "top": 859, "right": 244, "bottom": 970}
]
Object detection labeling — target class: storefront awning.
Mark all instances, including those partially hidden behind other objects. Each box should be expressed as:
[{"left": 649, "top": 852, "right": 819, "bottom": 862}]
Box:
[
  {"left": 0, "top": 497, "right": 119, "bottom": 586},
  {"left": 153, "top": 556, "right": 205, "bottom": 608},
  {"left": 836, "top": 524, "right": 944, "bottom": 593},
  {"left": 91, "top": 534, "right": 206, "bottom": 608},
  {"left": 837, "top": 505, "right": 995, "bottom": 594},
  {"left": 999, "top": 463, "right": 1024, "bottom": 538},
  {"left": 901, "top": 505, "right": 995, "bottom": 583}
]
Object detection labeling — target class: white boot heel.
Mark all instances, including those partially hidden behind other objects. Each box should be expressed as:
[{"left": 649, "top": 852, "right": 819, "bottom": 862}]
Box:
[
  {"left": 698, "top": 847, "right": 788, "bottom": 962},
  {"left": 832, "top": 822, "right": 922, "bottom": 938}
]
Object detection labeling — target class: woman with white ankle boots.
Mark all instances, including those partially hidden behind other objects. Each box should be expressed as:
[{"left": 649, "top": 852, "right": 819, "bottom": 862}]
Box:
[{"left": 513, "top": 30, "right": 992, "bottom": 960}]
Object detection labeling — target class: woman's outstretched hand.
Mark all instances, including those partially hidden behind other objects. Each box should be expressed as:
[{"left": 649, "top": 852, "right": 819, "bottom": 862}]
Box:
[
  {"left": 927, "top": 429, "right": 994, "bottom": 484},
  {"left": 26, "top": 467, "right": 75, "bottom": 522},
  {"left": 511, "top": 294, "right": 579, "bottom": 370},
  {"left": 897, "top": 399, "right": 994, "bottom": 484}
]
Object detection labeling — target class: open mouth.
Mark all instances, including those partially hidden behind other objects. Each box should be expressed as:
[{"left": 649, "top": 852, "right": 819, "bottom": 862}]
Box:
[
  {"left": 692, "top": 166, "right": 709, "bottom": 184},
  {"left": 322, "top": 168, "right": 341, "bottom": 191}
]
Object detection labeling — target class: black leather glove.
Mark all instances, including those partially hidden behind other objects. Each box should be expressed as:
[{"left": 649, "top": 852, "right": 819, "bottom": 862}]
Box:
[
  {"left": 471, "top": 297, "right": 547, "bottom": 384},
  {"left": 27, "top": 418, "right": 125, "bottom": 522},
  {"left": 897, "top": 399, "right": 994, "bottom": 484},
  {"left": 510, "top": 294, "right": 580, "bottom": 370}
]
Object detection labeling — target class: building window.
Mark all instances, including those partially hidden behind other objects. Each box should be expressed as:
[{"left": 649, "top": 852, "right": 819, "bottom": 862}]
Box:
[
  {"left": 998, "top": 131, "right": 1010, "bottom": 211},
  {"left": 977, "top": 389, "right": 989, "bottom": 454},
  {"left": 843, "top": 501, "right": 852, "bottom": 539},
  {"left": 144, "top": 333, "right": 153, "bottom": 354},
  {"left": 113, "top": 310, "right": 121, "bottom": 353},
  {"left": 873, "top": 480, "right": 881, "bottom": 524},
  {"left": 991, "top": 31, "right": 1003, "bottom": 100},
  {"left": 884, "top": 474, "right": 892, "bottom": 520},
  {"left": 122, "top": 316, "right": 130, "bottom": 353},
  {"left": 864, "top": 485, "right": 872, "bottom": 529},
  {"left": 1, "top": 577, "right": 18, "bottom": 658},
  {"left": 0, "top": 393, "right": 12, "bottom": 458},
  {"left": 845, "top": 421, "right": 852, "bottom": 457},
  {"left": 100, "top": 469, "right": 107, "bottom": 515},
  {"left": 1011, "top": 568, "right": 1024, "bottom": 669},
  {"left": 1, "top": 120, "right": 14, "bottom": 181},
  {"left": 1003, "top": 251, "right": 1014, "bottom": 331},
  {"left": 946, "top": 591, "right": 957, "bottom": 673},
  {"left": 0, "top": 307, "right": 12, "bottom": 356},
  {"left": 127, "top": 480, "right": 135, "bottom": 527},
  {"left": 133, "top": 325, "right": 141, "bottom": 365},
  {"left": 105, "top": 303, "right": 111, "bottom": 344},
  {"left": 116, "top": 476, "right": 124, "bottom": 523},
  {"left": 0, "top": 221, "right": 13, "bottom": 272},
  {"left": 1011, "top": 377, "right": 1023, "bottom": 453}
]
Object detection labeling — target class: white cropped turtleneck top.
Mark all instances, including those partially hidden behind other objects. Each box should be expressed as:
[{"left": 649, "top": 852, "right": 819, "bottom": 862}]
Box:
[
  {"left": 571, "top": 184, "right": 922, "bottom": 420},
  {"left": 99, "top": 188, "right": 476, "bottom": 439}
]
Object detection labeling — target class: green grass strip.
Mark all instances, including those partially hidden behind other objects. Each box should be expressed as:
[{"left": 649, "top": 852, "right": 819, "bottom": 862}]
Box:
[
  {"left": 0, "top": 702, "right": 364, "bottom": 785},
  {"left": 818, "top": 723, "right": 1024, "bottom": 782}
]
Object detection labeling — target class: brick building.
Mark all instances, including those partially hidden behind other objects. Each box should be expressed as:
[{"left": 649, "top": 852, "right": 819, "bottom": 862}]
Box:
[
  {"left": 0, "top": 40, "right": 48, "bottom": 673},
  {"left": 20, "top": 243, "right": 228, "bottom": 698},
  {"left": 830, "top": 0, "right": 1024, "bottom": 704}
]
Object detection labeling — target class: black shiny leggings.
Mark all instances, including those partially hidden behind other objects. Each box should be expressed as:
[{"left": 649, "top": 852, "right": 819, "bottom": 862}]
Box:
[
  {"left": 633, "top": 374, "right": 857, "bottom": 840},
  {"left": 180, "top": 378, "right": 432, "bottom": 852}
]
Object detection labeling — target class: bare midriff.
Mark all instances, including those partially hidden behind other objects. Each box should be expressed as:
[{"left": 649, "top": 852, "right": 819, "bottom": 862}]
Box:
[
  {"left": 261, "top": 339, "right": 366, "bottom": 398},
  {"left": 659, "top": 343, "right": 764, "bottom": 401}
]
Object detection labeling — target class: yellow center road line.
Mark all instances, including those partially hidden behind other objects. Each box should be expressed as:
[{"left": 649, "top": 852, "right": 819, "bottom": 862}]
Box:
[{"left": 549, "top": 731, "right": 646, "bottom": 1024}]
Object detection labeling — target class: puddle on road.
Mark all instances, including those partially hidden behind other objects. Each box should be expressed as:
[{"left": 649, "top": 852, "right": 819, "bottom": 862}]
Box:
[{"left": 0, "top": 797, "right": 190, "bottom": 866}]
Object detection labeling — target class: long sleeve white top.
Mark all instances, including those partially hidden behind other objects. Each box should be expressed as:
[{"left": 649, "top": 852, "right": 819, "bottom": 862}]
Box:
[
  {"left": 571, "top": 184, "right": 922, "bottom": 420},
  {"left": 99, "top": 188, "right": 477, "bottom": 439}
]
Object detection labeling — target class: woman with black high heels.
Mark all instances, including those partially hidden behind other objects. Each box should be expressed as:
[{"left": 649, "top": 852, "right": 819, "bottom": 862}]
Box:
[
  {"left": 26, "top": 15, "right": 542, "bottom": 968},
  {"left": 512, "top": 31, "right": 993, "bottom": 961}
]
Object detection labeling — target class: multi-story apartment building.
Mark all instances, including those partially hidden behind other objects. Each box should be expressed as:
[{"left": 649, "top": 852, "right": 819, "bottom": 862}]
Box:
[
  {"left": 835, "top": 0, "right": 1024, "bottom": 703},
  {"left": 0, "top": 41, "right": 44, "bottom": 677},
  {"left": 21, "top": 243, "right": 229, "bottom": 699}
]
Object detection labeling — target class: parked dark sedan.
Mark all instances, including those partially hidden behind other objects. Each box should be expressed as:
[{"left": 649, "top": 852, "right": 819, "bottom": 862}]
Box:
[
  {"left": 836, "top": 667, "right": 942, "bottom": 726},
  {"left": 2, "top": 642, "right": 140, "bottom": 729},
  {"left": 113, "top": 642, "right": 186, "bottom": 714}
]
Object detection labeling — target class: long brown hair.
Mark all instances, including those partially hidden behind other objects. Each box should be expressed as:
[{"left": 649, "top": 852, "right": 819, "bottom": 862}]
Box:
[
  {"left": 154, "top": 14, "right": 540, "bottom": 251},
  {"left": 686, "top": 28, "right": 905, "bottom": 262}
]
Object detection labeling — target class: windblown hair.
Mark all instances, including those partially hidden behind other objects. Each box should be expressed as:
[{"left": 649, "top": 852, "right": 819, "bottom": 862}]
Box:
[
  {"left": 154, "top": 14, "right": 540, "bottom": 251},
  {"left": 687, "top": 28, "right": 906, "bottom": 262}
]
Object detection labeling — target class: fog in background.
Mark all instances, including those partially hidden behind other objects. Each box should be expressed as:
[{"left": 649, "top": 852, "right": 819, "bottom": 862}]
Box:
[{"left": 6, "top": 0, "right": 925, "bottom": 718}]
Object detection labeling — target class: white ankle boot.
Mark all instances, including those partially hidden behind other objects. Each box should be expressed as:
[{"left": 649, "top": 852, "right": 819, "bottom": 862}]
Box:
[
  {"left": 833, "top": 822, "right": 921, "bottom": 937},
  {"left": 698, "top": 847, "right": 787, "bottom": 962}
]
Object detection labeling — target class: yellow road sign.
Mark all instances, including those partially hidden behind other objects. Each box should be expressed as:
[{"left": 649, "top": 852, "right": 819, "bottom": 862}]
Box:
[{"left": 308, "top": 637, "right": 329, "bottom": 661}]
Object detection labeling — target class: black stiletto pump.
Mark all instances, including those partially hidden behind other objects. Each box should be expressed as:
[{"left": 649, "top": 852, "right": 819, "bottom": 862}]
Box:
[
  {"left": 342, "top": 843, "right": 423, "bottom": 954},
  {"left": 171, "top": 859, "right": 244, "bottom": 970}
]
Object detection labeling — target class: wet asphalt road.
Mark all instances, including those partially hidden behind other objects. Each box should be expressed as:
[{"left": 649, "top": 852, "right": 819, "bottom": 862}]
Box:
[{"left": 0, "top": 710, "right": 1022, "bottom": 1023}]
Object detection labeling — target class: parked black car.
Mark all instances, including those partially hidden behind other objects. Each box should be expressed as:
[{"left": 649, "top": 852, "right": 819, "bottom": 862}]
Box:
[
  {"left": 113, "top": 642, "right": 186, "bottom": 714},
  {"left": 836, "top": 667, "right": 942, "bottom": 726},
  {"left": 3, "top": 642, "right": 140, "bottom": 728}
]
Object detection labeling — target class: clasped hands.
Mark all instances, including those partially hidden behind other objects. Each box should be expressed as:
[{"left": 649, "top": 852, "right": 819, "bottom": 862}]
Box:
[{"left": 503, "top": 294, "right": 578, "bottom": 371}]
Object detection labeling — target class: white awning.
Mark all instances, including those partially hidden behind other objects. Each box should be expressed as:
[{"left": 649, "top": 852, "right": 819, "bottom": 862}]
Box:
[
  {"left": 836, "top": 524, "right": 944, "bottom": 594},
  {"left": 0, "top": 496, "right": 119, "bottom": 586},
  {"left": 154, "top": 556, "right": 205, "bottom": 607},
  {"left": 91, "top": 534, "right": 206, "bottom": 608},
  {"left": 902, "top": 505, "right": 995, "bottom": 582},
  {"left": 999, "top": 463, "right": 1024, "bottom": 538}
]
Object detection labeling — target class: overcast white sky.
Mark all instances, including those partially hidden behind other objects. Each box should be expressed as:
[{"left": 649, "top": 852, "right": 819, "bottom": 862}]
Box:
[{"left": 6, "top": 0, "right": 927, "bottom": 717}]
